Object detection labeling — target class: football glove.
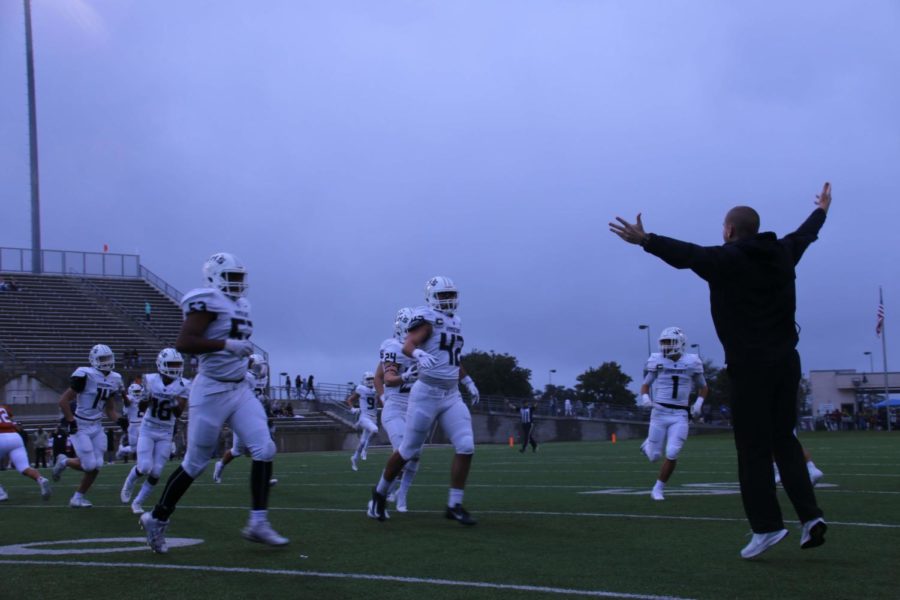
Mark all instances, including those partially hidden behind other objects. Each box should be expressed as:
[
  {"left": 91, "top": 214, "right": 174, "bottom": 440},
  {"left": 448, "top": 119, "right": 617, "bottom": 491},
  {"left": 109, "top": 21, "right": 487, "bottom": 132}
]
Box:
[
  {"left": 401, "top": 364, "right": 419, "bottom": 383},
  {"left": 116, "top": 417, "right": 129, "bottom": 430},
  {"left": 412, "top": 349, "right": 437, "bottom": 369},
  {"left": 66, "top": 419, "right": 78, "bottom": 434},
  {"left": 461, "top": 376, "right": 480, "bottom": 405},
  {"left": 637, "top": 393, "right": 652, "bottom": 408},
  {"left": 691, "top": 397, "right": 704, "bottom": 418},
  {"left": 350, "top": 407, "right": 361, "bottom": 415},
  {"left": 224, "top": 339, "right": 254, "bottom": 357}
]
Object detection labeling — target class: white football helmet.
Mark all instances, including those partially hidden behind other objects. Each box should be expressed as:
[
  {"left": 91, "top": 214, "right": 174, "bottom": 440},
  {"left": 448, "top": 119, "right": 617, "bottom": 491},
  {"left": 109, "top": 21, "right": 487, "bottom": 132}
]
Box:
[
  {"left": 127, "top": 383, "right": 143, "bottom": 403},
  {"left": 393, "top": 307, "right": 414, "bottom": 340},
  {"left": 156, "top": 348, "right": 184, "bottom": 379},
  {"left": 658, "top": 327, "right": 686, "bottom": 359},
  {"left": 89, "top": 344, "right": 115, "bottom": 372},
  {"left": 248, "top": 353, "right": 269, "bottom": 384},
  {"left": 203, "top": 252, "right": 248, "bottom": 298},
  {"left": 425, "top": 276, "right": 458, "bottom": 314},
  {"left": 362, "top": 371, "right": 375, "bottom": 388}
]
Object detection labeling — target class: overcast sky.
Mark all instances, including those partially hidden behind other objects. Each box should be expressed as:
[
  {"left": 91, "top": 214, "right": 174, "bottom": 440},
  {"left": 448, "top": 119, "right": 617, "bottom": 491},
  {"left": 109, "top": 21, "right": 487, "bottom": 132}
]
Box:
[{"left": 2, "top": 1, "right": 898, "bottom": 392}]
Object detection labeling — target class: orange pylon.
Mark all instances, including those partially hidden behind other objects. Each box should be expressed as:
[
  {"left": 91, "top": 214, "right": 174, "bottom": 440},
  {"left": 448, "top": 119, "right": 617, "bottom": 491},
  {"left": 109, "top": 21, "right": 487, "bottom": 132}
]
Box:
[{"left": 611, "top": 433, "right": 617, "bottom": 443}]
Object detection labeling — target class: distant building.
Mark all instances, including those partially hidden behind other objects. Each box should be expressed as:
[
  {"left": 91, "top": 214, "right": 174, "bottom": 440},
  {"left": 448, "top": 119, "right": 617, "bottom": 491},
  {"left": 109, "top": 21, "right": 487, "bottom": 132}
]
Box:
[{"left": 808, "top": 369, "right": 900, "bottom": 416}]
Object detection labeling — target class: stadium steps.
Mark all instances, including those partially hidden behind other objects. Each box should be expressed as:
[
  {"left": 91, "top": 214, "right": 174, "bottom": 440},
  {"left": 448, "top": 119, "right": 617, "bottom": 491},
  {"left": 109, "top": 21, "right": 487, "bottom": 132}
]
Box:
[{"left": 0, "top": 273, "right": 185, "bottom": 390}]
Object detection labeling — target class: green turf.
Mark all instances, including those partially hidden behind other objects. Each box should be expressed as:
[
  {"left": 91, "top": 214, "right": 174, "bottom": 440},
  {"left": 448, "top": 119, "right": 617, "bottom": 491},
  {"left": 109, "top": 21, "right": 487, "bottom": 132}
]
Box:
[{"left": 2, "top": 432, "right": 898, "bottom": 599}]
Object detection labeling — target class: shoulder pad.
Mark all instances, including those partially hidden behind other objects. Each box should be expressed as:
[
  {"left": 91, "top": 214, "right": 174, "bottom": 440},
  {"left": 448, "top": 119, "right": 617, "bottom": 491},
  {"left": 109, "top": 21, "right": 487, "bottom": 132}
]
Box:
[
  {"left": 355, "top": 385, "right": 368, "bottom": 396},
  {"left": 687, "top": 353, "right": 704, "bottom": 371},
  {"left": 72, "top": 366, "right": 90, "bottom": 378},
  {"left": 181, "top": 288, "right": 225, "bottom": 315},
  {"left": 645, "top": 353, "right": 664, "bottom": 370}
]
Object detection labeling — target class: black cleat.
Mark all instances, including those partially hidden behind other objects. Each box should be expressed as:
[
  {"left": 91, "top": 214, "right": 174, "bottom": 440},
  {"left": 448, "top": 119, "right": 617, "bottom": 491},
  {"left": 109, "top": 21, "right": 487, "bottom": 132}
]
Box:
[
  {"left": 367, "top": 488, "right": 389, "bottom": 521},
  {"left": 445, "top": 503, "right": 477, "bottom": 526}
]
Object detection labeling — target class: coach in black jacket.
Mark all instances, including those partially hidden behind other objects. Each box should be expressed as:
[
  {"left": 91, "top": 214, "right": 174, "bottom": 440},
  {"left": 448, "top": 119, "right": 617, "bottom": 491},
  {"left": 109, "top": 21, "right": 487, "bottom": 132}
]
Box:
[{"left": 610, "top": 182, "right": 830, "bottom": 559}]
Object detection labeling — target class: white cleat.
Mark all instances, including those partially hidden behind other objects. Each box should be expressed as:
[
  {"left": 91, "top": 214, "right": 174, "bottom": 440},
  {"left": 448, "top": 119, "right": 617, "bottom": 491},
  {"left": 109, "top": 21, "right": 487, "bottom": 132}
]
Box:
[
  {"left": 121, "top": 472, "right": 137, "bottom": 503},
  {"left": 51, "top": 455, "right": 68, "bottom": 482},
  {"left": 361, "top": 450, "right": 367, "bottom": 461},
  {"left": 350, "top": 456, "right": 358, "bottom": 472},
  {"left": 212, "top": 461, "right": 224, "bottom": 484},
  {"left": 0, "top": 486, "right": 8, "bottom": 502},
  {"left": 808, "top": 467, "right": 824, "bottom": 487},
  {"left": 39, "top": 478, "right": 52, "bottom": 501},
  {"left": 396, "top": 496, "right": 408, "bottom": 513},
  {"left": 650, "top": 488, "right": 665, "bottom": 501},
  {"left": 773, "top": 464, "right": 781, "bottom": 485},
  {"left": 740, "top": 529, "right": 789, "bottom": 559},
  {"left": 140, "top": 512, "right": 169, "bottom": 554},
  {"left": 268, "top": 478, "right": 278, "bottom": 487},
  {"left": 241, "top": 520, "right": 289, "bottom": 546},
  {"left": 69, "top": 496, "right": 93, "bottom": 508},
  {"left": 131, "top": 501, "right": 145, "bottom": 515}
]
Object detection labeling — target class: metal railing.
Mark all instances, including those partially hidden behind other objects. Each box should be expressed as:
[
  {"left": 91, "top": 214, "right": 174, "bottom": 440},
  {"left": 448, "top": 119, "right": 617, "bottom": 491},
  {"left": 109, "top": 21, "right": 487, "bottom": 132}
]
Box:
[
  {"left": 140, "top": 264, "right": 183, "bottom": 303},
  {"left": 0, "top": 247, "right": 141, "bottom": 277}
]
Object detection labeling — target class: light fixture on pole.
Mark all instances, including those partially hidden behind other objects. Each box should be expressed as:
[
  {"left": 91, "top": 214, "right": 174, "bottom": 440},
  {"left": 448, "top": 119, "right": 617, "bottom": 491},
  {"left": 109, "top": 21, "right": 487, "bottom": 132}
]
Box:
[
  {"left": 638, "top": 324, "right": 652, "bottom": 357},
  {"left": 864, "top": 351, "right": 874, "bottom": 373},
  {"left": 548, "top": 369, "right": 557, "bottom": 387},
  {"left": 691, "top": 343, "right": 701, "bottom": 359}
]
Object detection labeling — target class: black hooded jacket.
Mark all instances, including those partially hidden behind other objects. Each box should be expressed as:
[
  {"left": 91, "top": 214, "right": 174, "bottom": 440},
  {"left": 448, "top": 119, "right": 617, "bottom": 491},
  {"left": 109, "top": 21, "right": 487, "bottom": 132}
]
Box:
[{"left": 641, "top": 209, "right": 827, "bottom": 366}]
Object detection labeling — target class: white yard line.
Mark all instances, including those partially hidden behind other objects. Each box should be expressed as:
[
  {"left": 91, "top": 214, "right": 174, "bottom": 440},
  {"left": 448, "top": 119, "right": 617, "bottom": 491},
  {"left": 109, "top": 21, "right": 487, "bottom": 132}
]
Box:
[
  {"left": 4, "top": 504, "right": 898, "bottom": 529},
  {"left": 0, "top": 559, "right": 694, "bottom": 600}
]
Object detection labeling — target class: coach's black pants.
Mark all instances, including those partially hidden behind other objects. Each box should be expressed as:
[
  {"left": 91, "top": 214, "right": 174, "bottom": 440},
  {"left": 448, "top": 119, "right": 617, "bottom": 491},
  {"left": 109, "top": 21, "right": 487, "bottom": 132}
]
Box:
[
  {"left": 728, "top": 350, "right": 823, "bottom": 533},
  {"left": 521, "top": 423, "right": 537, "bottom": 451}
]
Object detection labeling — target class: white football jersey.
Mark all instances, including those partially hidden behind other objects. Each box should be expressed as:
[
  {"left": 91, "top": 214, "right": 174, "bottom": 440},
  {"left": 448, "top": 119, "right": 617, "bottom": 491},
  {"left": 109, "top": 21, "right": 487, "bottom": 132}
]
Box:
[
  {"left": 409, "top": 306, "right": 463, "bottom": 381},
  {"left": 142, "top": 373, "right": 190, "bottom": 430},
  {"left": 181, "top": 287, "right": 253, "bottom": 382},
  {"left": 379, "top": 337, "right": 416, "bottom": 400},
  {"left": 124, "top": 396, "right": 143, "bottom": 423},
  {"left": 643, "top": 353, "right": 706, "bottom": 407},
  {"left": 355, "top": 384, "right": 379, "bottom": 420},
  {"left": 70, "top": 366, "right": 124, "bottom": 421}
]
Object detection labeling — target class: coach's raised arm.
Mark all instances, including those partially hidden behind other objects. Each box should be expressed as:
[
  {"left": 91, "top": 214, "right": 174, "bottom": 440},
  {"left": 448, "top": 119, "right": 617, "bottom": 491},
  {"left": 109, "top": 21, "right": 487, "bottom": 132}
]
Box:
[{"left": 608, "top": 182, "right": 832, "bottom": 560}]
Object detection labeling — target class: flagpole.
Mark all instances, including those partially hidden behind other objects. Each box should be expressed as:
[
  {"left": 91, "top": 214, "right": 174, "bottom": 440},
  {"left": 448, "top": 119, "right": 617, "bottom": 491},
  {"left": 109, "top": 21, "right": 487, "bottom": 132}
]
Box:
[{"left": 880, "top": 287, "right": 891, "bottom": 432}]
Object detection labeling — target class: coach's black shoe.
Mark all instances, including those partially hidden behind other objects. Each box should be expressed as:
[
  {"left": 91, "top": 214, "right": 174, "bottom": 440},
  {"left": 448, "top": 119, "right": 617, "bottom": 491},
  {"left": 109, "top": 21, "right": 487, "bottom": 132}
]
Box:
[
  {"left": 367, "top": 488, "right": 389, "bottom": 521},
  {"left": 800, "top": 518, "right": 827, "bottom": 549},
  {"left": 445, "top": 503, "right": 477, "bottom": 526}
]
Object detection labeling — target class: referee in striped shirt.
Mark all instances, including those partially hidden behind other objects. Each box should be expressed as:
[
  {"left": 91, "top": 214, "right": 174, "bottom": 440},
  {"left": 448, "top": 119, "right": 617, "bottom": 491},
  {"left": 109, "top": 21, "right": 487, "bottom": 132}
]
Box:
[{"left": 510, "top": 402, "right": 538, "bottom": 453}]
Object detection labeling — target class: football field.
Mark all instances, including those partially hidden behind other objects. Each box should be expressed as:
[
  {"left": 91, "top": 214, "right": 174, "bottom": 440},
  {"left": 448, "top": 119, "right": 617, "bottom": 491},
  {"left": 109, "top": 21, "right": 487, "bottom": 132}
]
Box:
[{"left": 2, "top": 432, "right": 898, "bottom": 599}]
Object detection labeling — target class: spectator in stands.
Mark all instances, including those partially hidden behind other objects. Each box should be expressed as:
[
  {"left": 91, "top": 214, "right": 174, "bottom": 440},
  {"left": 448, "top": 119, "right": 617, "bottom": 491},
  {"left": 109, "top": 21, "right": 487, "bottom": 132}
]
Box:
[
  {"left": 145, "top": 301, "right": 152, "bottom": 321},
  {"left": 306, "top": 374, "right": 316, "bottom": 400},
  {"left": 284, "top": 374, "right": 292, "bottom": 399},
  {"left": 564, "top": 398, "right": 574, "bottom": 416},
  {"left": 294, "top": 374, "right": 303, "bottom": 398},
  {"left": 52, "top": 425, "right": 68, "bottom": 461},
  {"left": 284, "top": 403, "right": 294, "bottom": 418},
  {"left": 33, "top": 427, "right": 50, "bottom": 468},
  {"left": 0, "top": 278, "right": 19, "bottom": 291}
]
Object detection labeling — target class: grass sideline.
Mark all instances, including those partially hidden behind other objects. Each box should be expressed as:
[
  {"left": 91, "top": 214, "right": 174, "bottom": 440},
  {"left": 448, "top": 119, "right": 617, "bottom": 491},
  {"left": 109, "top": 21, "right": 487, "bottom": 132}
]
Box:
[{"left": 2, "top": 431, "right": 898, "bottom": 599}]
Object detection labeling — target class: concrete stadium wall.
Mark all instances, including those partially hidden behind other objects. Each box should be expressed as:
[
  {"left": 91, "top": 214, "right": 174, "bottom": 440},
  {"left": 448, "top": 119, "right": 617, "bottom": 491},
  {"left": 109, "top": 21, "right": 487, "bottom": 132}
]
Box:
[{"left": 273, "top": 413, "right": 729, "bottom": 453}]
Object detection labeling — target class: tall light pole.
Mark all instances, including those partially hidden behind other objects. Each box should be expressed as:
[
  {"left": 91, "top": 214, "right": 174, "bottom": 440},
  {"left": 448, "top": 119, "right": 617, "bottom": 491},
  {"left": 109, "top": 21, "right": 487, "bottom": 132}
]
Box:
[
  {"left": 691, "top": 343, "right": 701, "bottom": 359},
  {"left": 638, "top": 325, "right": 652, "bottom": 357},
  {"left": 24, "top": 0, "right": 42, "bottom": 273},
  {"left": 864, "top": 351, "right": 874, "bottom": 373},
  {"left": 548, "top": 368, "right": 557, "bottom": 387}
]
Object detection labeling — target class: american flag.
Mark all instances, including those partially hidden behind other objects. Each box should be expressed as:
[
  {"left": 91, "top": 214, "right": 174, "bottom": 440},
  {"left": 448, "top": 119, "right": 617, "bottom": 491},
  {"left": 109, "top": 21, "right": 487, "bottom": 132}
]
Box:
[{"left": 876, "top": 294, "right": 885, "bottom": 337}]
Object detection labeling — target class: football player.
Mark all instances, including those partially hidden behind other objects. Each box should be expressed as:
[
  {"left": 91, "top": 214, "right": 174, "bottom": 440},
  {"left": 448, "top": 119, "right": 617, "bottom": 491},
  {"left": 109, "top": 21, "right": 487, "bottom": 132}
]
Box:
[
  {"left": 374, "top": 307, "right": 420, "bottom": 511},
  {"left": 0, "top": 404, "right": 52, "bottom": 501},
  {"left": 212, "top": 354, "right": 278, "bottom": 486},
  {"left": 140, "top": 252, "right": 287, "bottom": 554},
  {"left": 120, "top": 349, "right": 189, "bottom": 514},
  {"left": 52, "top": 344, "right": 124, "bottom": 507},
  {"left": 115, "top": 382, "right": 145, "bottom": 461},
  {"left": 346, "top": 371, "right": 380, "bottom": 471},
  {"left": 637, "top": 327, "right": 708, "bottom": 501},
  {"left": 368, "top": 276, "right": 480, "bottom": 525}
]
